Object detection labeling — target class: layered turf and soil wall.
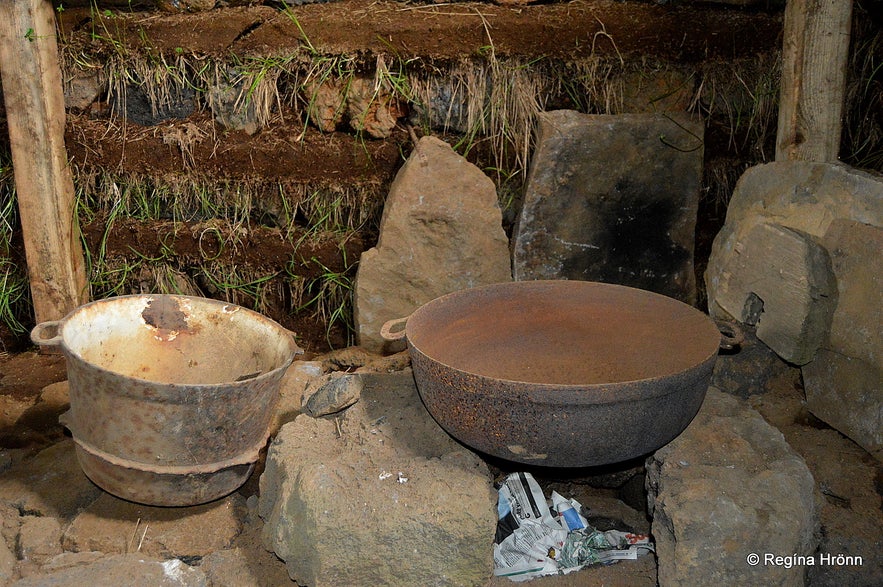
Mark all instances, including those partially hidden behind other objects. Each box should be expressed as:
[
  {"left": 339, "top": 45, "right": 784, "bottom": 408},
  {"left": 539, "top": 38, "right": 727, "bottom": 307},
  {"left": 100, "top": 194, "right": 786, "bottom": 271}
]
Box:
[{"left": 1, "top": 0, "right": 880, "bottom": 353}]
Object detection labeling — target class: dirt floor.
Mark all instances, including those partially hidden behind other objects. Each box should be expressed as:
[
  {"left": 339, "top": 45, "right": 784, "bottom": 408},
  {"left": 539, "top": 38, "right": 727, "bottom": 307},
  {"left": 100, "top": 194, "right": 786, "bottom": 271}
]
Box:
[{"left": 0, "top": 352, "right": 68, "bottom": 450}]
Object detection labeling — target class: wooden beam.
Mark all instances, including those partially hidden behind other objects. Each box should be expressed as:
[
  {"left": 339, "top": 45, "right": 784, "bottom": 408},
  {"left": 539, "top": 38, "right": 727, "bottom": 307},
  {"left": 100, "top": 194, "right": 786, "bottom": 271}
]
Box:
[
  {"left": 0, "top": 0, "right": 88, "bottom": 322},
  {"left": 776, "top": 0, "right": 854, "bottom": 162}
]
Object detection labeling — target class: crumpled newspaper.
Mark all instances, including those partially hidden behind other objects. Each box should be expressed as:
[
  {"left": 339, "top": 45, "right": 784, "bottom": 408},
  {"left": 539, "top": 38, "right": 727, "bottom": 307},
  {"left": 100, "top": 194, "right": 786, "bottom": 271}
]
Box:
[{"left": 493, "top": 472, "right": 654, "bottom": 582}]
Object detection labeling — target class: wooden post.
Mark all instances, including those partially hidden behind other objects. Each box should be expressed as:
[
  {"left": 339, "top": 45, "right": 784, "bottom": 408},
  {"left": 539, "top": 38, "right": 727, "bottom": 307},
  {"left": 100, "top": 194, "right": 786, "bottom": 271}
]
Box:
[
  {"left": 0, "top": 0, "right": 88, "bottom": 323},
  {"left": 776, "top": 0, "right": 854, "bottom": 162}
]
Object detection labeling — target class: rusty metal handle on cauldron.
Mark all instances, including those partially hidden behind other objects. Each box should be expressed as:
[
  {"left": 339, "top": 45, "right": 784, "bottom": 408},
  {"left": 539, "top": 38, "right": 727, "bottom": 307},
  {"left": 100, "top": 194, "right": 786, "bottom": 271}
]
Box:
[
  {"left": 30, "top": 320, "right": 64, "bottom": 347},
  {"left": 716, "top": 319, "right": 744, "bottom": 352},
  {"left": 380, "top": 316, "right": 410, "bottom": 341}
]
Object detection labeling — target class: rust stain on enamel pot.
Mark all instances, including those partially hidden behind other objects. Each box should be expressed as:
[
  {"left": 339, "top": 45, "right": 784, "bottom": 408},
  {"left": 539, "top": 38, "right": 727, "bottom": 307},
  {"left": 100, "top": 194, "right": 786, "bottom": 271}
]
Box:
[{"left": 32, "top": 294, "right": 301, "bottom": 506}]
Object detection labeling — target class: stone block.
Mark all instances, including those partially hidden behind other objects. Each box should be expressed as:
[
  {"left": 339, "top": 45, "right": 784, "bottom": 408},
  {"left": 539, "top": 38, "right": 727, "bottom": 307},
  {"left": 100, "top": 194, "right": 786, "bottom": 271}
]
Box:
[
  {"left": 801, "top": 220, "right": 882, "bottom": 460},
  {"left": 647, "top": 389, "right": 819, "bottom": 587},
  {"left": 19, "top": 516, "right": 63, "bottom": 566},
  {"left": 707, "top": 162, "right": 882, "bottom": 320},
  {"left": 711, "top": 324, "right": 799, "bottom": 398},
  {"left": 709, "top": 221, "right": 837, "bottom": 365},
  {"left": 208, "top": 75, "right": 259, "bottom": 135},
  {"left": 200, "top": 547, "right": 293, "bottom": 587},
  {"left": 346, "top": 76, "right": 407, "bottom": 139},
  {"left": 63, "top": 69, "right": 104, "bottom": 112},
  {"left": 804, "top": 352, "right": 882, "bottom": 462},
  {"left": 301, "top": 371, "right": 363, "bottom": 417},
  {"left": 37, "top": 551, "right": 106, "bottom": 574},
  {"left": 38, "top": 381, "right": 69, "bottom": 412},
  {"left": 818, "top": 219, "right": 882, "bottom": 365},
  {"left": 62, "top": 493, "right": 246, "bottom": 558},
  {"left": 354, "top": 136, "right": 511, "bottom": 353},
  {"left": 260, "top": 371, "right": 497, "bottom": 586},
  {"left": 0, "top": 440, "right": 102, "bottom": 520},
  {"left": 512, "top": 110, "right": 703, "bottom": 303},
  {"left": 12, "top": 554, "right": 206, "bottom": 587}
]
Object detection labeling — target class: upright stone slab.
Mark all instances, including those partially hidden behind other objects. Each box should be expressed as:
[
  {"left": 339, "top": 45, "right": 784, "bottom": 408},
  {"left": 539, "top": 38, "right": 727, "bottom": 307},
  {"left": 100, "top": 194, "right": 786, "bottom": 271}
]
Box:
[
  {"left": 512, "top": 110, "right": 704, "bottom": 304},
  {"left": 803, "top": 219, "right": 883, "bottom": 460},
  {"left": 259, "top": 371, "right": 497, "bottom": 587},
  {"left": 647, "top": 389, "right": 819, "bottom": 587},
  {"left": 355, "top": 136, "right": 511, "bottom": 353},
  {"left": 709, "top": 221, "right": 837, "bottom": 365}
]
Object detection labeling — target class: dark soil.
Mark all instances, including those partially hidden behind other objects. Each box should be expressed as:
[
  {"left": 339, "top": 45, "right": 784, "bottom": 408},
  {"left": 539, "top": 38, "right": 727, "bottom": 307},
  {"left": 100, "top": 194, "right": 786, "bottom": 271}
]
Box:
[
  {"left": 65, "top": 111, "right": 410, "bottom": 186},
  {"left": 0, "top": 0, "right": 787, "bottom": 353},
  {"left": 0, "top": 351, "right": 68, "bottom": 449},
  {"left": 80, "top": 213, "right": 364, "bottom": 278},
  {"left": 77, "top": 211, "right": 367, "bottom": 352},
  {"left": 59, "top": 0, "right": 782, "bottom": 63}
]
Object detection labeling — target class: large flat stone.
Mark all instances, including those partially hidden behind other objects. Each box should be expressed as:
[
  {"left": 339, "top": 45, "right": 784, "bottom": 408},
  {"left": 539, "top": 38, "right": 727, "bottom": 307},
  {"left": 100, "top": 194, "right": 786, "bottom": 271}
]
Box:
[
  {"left": 259, "top": 371, "right": 497, "bottom": 586},
  {"left": 647, "top": 389, "right": 819, "bottom": 587},
  {"left": 512, "top": 110, "right": 703, "bottom": 303},
  {"left": 354, "top": 136, "right": 511, "bottom": 353},
  {"left": 11, "top": 554, "right": 206, "bottom": 587},
  {"left": 62, "top": 493, "right": 246, "bottom": 558},
  {"left": 0, "top": 440, "right": 102, "bottom": 520}
]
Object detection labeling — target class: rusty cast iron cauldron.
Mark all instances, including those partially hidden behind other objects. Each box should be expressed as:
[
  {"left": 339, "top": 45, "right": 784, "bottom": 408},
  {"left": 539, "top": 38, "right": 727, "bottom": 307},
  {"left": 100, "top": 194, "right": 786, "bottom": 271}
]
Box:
[
  {"left": 31, "top": 295, "right": 301, "bottom": 506},
  {"left": 382, "top": 280, "right": 731, "bottom": 468}
]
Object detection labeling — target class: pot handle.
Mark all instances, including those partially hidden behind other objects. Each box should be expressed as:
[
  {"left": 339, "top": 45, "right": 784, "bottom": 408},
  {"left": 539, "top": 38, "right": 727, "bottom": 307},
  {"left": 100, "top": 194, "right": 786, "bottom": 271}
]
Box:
[
  {"left": 31, "top": 320, "right": 63, "bottom": 348},
  {"left": 380, "top": 316, "right": 410, "bottom": 342},
  {"left": 716, "top": 319, "right": 744, "bottom": 352}
]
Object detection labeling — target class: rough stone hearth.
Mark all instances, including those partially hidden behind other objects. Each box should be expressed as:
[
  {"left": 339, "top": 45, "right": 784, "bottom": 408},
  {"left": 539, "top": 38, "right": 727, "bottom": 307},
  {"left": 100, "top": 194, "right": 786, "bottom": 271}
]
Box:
[
  {"left": 259, "top": 371, "right": 497, "bottom": 587},
  {"left": 0, "top": 348, "right": 879, "bottom": 586},
  {"left": 647, "top": 388, "right": 820, "bottom": 587}
]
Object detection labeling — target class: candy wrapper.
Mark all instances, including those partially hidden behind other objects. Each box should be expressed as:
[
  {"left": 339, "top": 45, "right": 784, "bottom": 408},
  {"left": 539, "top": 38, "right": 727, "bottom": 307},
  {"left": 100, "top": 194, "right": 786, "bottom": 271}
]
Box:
[{"left": 493, "top": 472, "right": 654, "bottom": 582}]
